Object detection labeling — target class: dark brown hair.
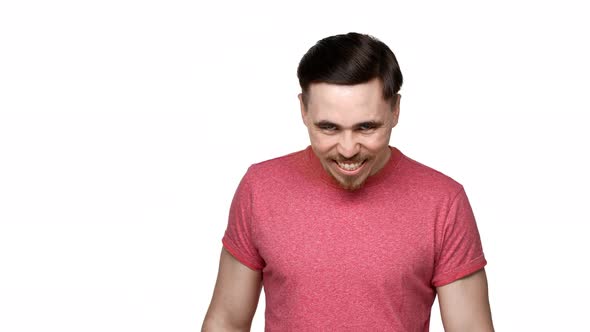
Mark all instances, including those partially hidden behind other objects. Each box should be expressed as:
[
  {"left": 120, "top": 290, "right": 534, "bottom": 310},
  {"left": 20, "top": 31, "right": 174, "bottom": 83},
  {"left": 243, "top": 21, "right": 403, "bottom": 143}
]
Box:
[{"left": 297, "top": 32, "right": 403, "bottom": 106}]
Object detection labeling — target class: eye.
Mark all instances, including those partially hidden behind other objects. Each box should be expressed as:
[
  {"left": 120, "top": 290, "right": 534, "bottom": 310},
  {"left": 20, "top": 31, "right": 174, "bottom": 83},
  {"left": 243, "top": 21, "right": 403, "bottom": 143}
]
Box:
[
  {"left": 357, "top": 123, "right": 378, "bottom": 131},
  {"left": 319, "top": 124, "right": 338, "bottom": 131}
]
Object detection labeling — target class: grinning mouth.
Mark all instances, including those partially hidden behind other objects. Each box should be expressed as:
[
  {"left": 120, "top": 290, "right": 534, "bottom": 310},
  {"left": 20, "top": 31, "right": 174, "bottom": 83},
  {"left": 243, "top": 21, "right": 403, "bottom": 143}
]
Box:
[{"left": 335, "top": 159, "right": 366, "bottom": 171}]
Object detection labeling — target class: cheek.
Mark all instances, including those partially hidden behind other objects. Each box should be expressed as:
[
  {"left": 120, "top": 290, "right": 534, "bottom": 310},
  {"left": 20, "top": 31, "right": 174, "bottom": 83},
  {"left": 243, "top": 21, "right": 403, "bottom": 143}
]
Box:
[
  {"left": 309, "top": 132, "right": 337, "bottom": 151},
  {"left": 359, "top": 133, "right": 388, "bottom": 149}
]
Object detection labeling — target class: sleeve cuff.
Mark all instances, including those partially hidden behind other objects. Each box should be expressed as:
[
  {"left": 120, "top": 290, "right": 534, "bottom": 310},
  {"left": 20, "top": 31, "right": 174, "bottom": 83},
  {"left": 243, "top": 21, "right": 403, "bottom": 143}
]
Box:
[
  {"left": 432, "top": 255, "right": 487, "bottom": 287},
  {"left": 221, "top": 238, "right": 264, "bottom": 271}
]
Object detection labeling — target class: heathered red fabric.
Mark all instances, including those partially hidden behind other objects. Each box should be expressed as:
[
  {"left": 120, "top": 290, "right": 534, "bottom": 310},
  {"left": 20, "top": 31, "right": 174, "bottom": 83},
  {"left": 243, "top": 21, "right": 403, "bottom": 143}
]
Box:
[{"left": 222, "top": 146, "right": 487, "bottom": 331}]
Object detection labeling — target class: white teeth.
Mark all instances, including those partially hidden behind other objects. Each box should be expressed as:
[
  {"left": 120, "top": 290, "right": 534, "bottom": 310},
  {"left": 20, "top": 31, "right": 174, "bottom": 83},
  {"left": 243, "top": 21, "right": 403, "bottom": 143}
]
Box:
[{"left": 337, "top": 161, "right": 363, "bottom": 171}]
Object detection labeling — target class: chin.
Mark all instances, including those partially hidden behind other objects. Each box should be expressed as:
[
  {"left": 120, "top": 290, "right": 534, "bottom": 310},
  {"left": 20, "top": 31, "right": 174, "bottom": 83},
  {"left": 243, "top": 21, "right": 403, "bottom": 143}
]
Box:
[
  {"left": 319, "top": 158, "right": 372, "bottom": 191},
  {"left": 332, "top": 172, "right": 369, "bottom": 191},
  {"left": 340, "top": 181, "right": 365, "bottom": 191}
]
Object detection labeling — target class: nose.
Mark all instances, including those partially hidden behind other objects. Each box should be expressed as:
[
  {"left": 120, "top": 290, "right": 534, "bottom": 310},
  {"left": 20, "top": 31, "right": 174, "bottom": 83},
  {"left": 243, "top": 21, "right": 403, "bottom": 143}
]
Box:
[{"left": 337, "top": 131, "right": 360, "bottom": 159}]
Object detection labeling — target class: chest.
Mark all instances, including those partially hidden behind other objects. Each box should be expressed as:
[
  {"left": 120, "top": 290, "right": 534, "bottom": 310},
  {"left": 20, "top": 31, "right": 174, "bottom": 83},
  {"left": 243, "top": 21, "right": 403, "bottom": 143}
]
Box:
[{"left": 254, "top": 190, "right": 438, "bottom": 291}]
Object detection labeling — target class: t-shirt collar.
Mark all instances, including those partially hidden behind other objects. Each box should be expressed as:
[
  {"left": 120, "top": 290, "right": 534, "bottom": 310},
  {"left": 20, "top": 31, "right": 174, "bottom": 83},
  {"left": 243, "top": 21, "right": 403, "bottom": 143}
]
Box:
[{"left": 304, "top": 145, "right": 403, "bottom": 191}]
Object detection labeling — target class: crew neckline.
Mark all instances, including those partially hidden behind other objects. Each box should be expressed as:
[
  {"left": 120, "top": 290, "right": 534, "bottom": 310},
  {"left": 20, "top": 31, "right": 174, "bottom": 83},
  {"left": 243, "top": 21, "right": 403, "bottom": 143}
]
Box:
[{"left": 304, "top": 145, "right": 404, "bottom": 191}]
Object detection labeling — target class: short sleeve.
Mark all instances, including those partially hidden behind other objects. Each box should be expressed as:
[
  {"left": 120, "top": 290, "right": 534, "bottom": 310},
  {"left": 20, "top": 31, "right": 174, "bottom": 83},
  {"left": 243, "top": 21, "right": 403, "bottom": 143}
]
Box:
[
  {"left": 431, "top": 188, "right": 487, "bottom": 287},
  {"left": 221, "top": 169, "right": 265, "bottom": 271}
]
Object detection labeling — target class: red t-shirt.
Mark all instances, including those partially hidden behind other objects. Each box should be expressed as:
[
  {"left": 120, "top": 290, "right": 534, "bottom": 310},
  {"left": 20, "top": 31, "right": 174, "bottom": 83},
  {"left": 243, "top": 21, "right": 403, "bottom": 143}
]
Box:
[{"left": 222, "top": 146, "right": 487, "bottom": 331}]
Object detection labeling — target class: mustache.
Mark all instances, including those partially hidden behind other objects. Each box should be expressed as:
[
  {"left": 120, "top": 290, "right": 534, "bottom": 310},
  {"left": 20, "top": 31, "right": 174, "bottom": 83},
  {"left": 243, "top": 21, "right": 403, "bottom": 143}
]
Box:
[{"left": 331, "top": 155, "right": 368, "bottom": 163}]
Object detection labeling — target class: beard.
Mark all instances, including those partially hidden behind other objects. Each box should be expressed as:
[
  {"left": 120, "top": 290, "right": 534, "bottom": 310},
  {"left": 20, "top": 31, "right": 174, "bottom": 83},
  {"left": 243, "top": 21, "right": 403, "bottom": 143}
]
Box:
[
  {"left": 321, "top": 156, "right": 371, "bottom": 191},
  {"left": 329, "top": 171, "right": 368, "bottom": 191}
]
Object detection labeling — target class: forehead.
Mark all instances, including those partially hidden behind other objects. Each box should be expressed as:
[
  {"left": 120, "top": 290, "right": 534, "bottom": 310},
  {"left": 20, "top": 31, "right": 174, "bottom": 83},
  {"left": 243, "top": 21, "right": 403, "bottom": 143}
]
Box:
[{"left": 306, "top": 78, "right": 390, "bottom": 123}]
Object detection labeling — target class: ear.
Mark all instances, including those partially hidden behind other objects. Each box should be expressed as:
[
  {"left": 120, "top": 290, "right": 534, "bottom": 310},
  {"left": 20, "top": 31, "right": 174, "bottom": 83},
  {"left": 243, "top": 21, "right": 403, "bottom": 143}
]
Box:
[
  {"left": 298, "top": 93, "right": 309, "bottom": 127},
  {"left": 391, "top": 94, "right": 401, "bottom": 128}
]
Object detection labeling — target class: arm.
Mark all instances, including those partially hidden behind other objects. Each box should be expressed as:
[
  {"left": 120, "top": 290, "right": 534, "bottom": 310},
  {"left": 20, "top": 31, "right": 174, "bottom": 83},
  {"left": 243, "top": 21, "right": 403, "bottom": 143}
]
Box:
[
  {"left": 436, "top": 268, "right": 495, "bottom": 332},
  {"left": 202, "top": 247, "right": 263, "bottom": 332}
]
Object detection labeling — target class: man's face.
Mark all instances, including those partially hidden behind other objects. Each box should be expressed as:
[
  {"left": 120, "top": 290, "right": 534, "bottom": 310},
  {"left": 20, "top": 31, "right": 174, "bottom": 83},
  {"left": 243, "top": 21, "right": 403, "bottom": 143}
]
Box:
[{"left": 299, "top": 78, "right": 400, "bottom": 191}]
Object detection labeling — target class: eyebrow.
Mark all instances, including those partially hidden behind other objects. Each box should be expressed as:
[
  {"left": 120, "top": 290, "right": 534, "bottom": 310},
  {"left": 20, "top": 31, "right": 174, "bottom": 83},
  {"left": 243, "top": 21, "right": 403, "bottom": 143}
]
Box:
[{"left": 314, "top": 120, "right": 384, "bottom": 129}]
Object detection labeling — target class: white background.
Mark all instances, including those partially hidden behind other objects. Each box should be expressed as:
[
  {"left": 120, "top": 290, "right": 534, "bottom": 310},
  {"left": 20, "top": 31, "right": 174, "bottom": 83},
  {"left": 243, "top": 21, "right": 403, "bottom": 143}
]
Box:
[{"left": 1, "top": 0, "right": 589, "bottom": 331}]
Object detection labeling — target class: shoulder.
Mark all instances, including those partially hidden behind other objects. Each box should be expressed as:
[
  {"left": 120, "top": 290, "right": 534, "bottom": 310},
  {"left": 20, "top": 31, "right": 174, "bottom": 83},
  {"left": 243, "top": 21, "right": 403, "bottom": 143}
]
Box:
[
  {"left": 397, "top": 151, "right": 465, "bottom": 197},
  {"left": 242, "top": 147, "right": 308, "bottom": 187}
]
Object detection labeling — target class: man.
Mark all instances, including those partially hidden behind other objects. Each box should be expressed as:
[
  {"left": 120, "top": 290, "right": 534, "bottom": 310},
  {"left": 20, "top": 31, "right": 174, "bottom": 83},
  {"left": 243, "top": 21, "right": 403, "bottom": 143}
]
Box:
[{"left": 202, "top": 32, "right": 494, "bottom": 331}]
